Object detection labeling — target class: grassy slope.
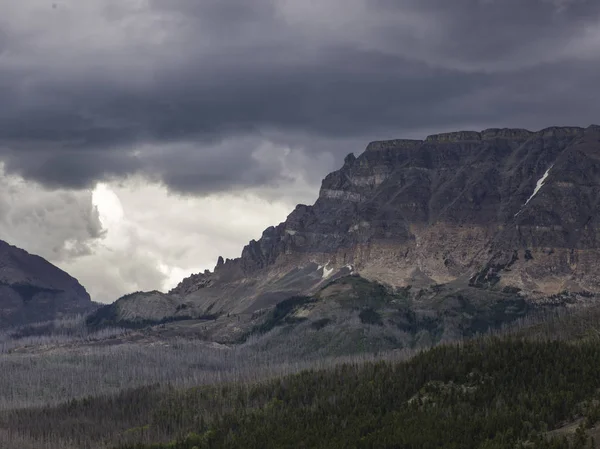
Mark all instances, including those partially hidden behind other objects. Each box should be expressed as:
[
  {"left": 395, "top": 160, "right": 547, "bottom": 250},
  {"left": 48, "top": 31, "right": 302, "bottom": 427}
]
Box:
[
  {"left": 85, "top": 275, "right": 532, "bottom": 357},
  {"left": 237, "top": 275, "right": 531, "bottom": 357}
]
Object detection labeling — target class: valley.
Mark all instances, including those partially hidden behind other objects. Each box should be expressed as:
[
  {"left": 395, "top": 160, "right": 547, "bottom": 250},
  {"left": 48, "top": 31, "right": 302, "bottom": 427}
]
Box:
[
  {"left": 2, "top": 0, "right": 600, "bottom": 445},
  {"left": 2, "top": 305, "right": 600, "bottom": 448}
]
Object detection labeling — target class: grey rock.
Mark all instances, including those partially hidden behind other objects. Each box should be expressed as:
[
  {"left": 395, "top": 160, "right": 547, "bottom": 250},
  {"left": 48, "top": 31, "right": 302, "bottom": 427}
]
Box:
[{"left": 0, "top": 240, "right": 95, "bottom": 328}]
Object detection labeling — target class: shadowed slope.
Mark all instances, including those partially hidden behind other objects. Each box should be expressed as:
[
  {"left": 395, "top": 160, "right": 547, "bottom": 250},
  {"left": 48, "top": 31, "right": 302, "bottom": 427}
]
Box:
[{"left": 0, "top": 240, "right": 95, "bottom": 328}]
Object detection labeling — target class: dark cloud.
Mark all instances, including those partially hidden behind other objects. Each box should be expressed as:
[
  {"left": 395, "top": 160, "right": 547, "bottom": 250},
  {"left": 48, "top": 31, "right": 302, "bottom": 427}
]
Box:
[
  {"left": 369, "top": 0, "right": 600, "bottom": 70},
  {"left": 0, "top": 0, "right": 598, "bottom": 192},
  {"left": 2, "top": 150, "right": 140, "bottom": 189}
]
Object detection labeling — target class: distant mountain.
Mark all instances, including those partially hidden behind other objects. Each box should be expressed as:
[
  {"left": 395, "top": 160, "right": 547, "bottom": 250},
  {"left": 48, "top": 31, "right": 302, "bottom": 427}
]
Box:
[
  {"left": 90, "top": 125, "right": 600, "bottom": 346},
  {"left": 0, "top": 239, "right": 96, "bottom": 328}
]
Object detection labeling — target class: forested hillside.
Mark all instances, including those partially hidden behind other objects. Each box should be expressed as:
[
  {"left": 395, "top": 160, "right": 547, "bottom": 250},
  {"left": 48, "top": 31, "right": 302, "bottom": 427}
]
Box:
[
  {"left": 4, "top": 334, "right": 600, "bottom": 448},
  {"left": 113, "top": 338, "right": 600, "bottom": 449}
]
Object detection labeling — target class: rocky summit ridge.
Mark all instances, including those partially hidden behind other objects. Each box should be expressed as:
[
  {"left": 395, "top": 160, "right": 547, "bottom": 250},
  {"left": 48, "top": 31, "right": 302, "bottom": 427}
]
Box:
[{"left": 92, "top": 125, "right": 600, "bottom": 344}]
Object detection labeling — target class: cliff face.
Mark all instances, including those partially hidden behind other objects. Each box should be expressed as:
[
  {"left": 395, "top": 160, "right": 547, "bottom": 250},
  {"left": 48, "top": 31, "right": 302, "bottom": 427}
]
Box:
[
  {"left": 193, "top": 125, "right": 600, "bottom": 296},
  {"left": 99, "top": 125, "right": 600, "bottom": 340},
  {"left": 0, "top": 240, "right": 95, "bottom": 328}
]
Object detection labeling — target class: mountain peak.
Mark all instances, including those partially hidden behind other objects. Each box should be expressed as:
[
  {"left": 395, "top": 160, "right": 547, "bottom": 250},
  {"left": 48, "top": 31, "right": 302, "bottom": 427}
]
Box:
[
  {"left": 183, "top": 125, "right": 600, "bottom": 291},
  {"left": 191, "top": 124, "right": 600, "bottom": 295},
  {"left": 0, "top": 239, "right": 95, "bottom": 328},
  {"left": 105, "top": 124, "right": 600, "bottom": 339}
]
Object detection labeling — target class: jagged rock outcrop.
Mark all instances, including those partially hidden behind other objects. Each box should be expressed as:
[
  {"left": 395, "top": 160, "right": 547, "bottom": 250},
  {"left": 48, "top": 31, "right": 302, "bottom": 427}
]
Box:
[
  {"left": 0, "top": 239, "right": 95, "bottom": 328},
  {"left": 98, "top": 125, "right": 600, "bottom": 340}
]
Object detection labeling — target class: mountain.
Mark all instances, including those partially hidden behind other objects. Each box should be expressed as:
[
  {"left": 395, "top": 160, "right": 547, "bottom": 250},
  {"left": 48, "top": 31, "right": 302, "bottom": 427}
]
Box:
[
  {"left": 0, "top": 239, "right": 96, "bottom": 328},
  {"left": 90, "top": 125, "right": 600, "bottom": 345}
]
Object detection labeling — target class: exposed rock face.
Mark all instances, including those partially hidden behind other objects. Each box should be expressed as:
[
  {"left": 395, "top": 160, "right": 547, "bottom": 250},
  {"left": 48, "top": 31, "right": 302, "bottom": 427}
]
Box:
[
  {"left": 206, "top": 125, "right": 600, "bottom": 295},
  {"left": 101, "top": 125, "right": 600, "bottom": 339},
  {"left": 0, "top": 240, "right": 95, "bottom": 328}
]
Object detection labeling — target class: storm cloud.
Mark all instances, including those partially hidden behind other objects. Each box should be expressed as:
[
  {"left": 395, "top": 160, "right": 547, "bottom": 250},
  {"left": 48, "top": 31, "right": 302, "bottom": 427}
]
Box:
[
  {"left": 0, "top": 163, "right": 103, "bottom": 261},
  {"left": 1, "top": 0, "right": 599, "bottom": 193},
  {"left": 0, "top": 0, "right": 599, "bottom": 302}
]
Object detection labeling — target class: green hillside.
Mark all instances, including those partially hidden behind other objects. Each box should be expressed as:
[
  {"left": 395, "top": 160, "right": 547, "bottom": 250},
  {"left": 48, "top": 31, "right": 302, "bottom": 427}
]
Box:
[
  {"left": 112, "top": 338, "right": 600, "bottom": 449},
  {"left": 6, "top": 335, "right": 600, "bottom": 448}
]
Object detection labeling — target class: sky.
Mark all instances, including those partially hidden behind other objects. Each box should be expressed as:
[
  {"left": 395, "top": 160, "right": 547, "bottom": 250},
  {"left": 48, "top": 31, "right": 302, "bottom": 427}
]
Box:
[{"left": 0, "top": 0, "right": 599, "bottom": 303}]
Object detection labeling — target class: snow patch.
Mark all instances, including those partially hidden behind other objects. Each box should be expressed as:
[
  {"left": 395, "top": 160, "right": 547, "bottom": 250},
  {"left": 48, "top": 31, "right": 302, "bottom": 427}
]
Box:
[
  {"left": 322, "top": 265, "right": 334, "bottom": 279},
  {"left": 526, "top": 164, "right": 554, "bottom": 205},
  {"left": 285, "top": 229, "right": 297, "bottom": 236},
  {"left": 515, "top": 164, "right": 554, "bottom": 217},
  {"left": 345, "top": 264, "right": 354, "bottom": 273},
  {"left": 294, "top": 308, "right": 310, "bottom": 318}
]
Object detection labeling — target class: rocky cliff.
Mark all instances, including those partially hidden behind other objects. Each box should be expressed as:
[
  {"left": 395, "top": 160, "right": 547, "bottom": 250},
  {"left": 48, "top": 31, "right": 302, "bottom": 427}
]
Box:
[
  {"left": 184, "top": 125, "right": 600, "bottom": 294},
  {"left": 93, "top": 125, "right": 600, "bottom": 343},
  {"left": 0, "top": 239, "right": 95, "bottom": 328}
]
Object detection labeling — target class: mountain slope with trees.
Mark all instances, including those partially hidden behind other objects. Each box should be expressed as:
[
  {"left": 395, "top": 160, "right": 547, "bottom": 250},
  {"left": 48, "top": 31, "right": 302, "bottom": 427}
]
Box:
[{"left": 5, "top": 322, "right": 600, "bottom": 448}]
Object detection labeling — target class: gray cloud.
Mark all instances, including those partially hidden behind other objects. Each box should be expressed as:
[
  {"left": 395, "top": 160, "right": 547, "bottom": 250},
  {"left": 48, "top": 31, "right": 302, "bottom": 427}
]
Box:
[
  {"left": 0, "top": 164, "right": 103, "bottom": 261},
  {"left": 0, "top": 0, "right": 598, "bottom": 192}
]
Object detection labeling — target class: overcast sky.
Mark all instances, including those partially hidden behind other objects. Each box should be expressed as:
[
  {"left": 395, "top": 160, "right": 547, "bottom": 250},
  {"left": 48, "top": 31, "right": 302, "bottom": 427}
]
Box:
[{"left": 0, "top": 0, "right": 599, "bottom": 302}]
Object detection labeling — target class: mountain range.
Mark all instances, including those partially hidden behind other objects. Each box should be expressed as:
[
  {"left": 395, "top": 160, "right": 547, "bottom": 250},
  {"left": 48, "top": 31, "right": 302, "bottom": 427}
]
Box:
[
  {"left": 3, "top": 124, "right": 600, "bottom": 348},
  {"left": 81, "top": 124, "right": 600, "bottom": 350}
]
